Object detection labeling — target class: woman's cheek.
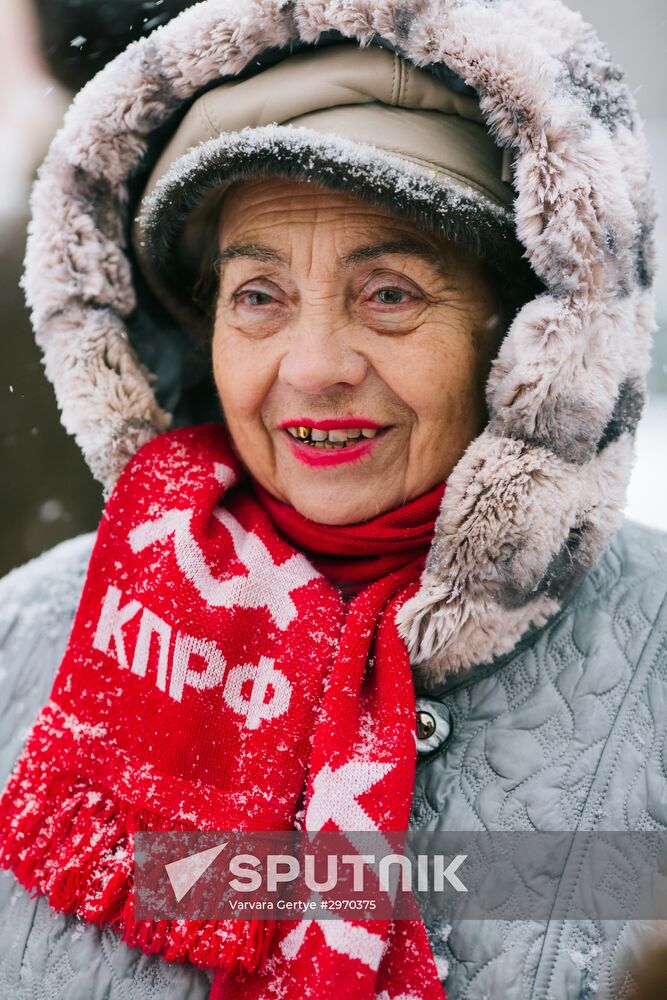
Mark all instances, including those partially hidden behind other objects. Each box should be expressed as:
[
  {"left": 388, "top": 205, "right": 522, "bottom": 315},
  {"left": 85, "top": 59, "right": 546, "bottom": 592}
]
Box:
[
  {"left": 215, "top": 340, "right": 280, "bottom": 463},
  {"left": 217, "top": 357, "right": 263, "bottom": 424},
  {"left": 402, "top": 326, "right": 488, "bottom": 449},
  {"left": 384, "top": 323, "right": 467, "bottom": 411}
]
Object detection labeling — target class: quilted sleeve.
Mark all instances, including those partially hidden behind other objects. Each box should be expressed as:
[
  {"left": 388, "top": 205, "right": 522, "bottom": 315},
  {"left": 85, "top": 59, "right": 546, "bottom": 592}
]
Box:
[
  {"left": 0, "top": 535, "right": 214, "bottom": 1000},
  {"left": 0, "top": 533, "right": 96, "bottom": 784}
]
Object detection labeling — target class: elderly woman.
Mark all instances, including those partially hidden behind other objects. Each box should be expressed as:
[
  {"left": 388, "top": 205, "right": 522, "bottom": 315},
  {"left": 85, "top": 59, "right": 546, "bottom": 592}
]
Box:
[{"left": 0, "top": 1, "right": 665, "bottom": 998}]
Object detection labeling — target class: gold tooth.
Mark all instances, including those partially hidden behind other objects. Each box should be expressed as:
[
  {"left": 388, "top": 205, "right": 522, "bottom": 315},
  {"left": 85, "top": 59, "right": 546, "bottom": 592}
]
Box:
[{"left": 295, "top": 426, "right": 310, "bottom": 440}]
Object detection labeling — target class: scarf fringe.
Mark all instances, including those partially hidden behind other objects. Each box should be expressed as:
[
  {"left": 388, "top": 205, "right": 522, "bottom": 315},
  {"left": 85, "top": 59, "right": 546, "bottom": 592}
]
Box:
[{"left": 0, "top": 759, "right": 274, "bottom": 974}]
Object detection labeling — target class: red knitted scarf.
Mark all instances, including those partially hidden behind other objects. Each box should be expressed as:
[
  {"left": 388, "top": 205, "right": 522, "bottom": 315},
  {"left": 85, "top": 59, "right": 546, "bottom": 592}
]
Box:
[
  {"left": 253, "top": 475, "right": 444, "bottom": 599},
  {"left": 0, "top": 424, "right": 446, "bottom": 1000}
]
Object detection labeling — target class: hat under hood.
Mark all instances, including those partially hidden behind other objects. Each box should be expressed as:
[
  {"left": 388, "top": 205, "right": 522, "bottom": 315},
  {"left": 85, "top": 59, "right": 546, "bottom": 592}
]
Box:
[
  {"left": 133, "top": 40, "right": 531, "bottom": 334},
  {"left": 23, "top": 0, "right": 657, "bottom": 686}
]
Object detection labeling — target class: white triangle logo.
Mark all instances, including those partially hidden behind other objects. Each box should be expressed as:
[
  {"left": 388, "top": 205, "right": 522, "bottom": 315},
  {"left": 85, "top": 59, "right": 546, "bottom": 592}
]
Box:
[{"left": 165, "top": 841, "right": 227, "bottom": 902}]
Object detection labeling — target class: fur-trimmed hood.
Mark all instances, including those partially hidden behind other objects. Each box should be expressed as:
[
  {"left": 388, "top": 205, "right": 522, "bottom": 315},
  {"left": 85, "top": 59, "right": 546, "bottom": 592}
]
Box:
[{"left": 23, "top": 0, "right": 657, "bottom": 687}]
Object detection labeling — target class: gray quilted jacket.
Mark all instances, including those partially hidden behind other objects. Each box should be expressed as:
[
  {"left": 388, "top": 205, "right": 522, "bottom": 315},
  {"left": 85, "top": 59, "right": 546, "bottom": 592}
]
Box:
[
  {"left": 1, "top": 0, "right": 663, "bottom": 997},
  {"left": 2, "top": 520, "right": 666, "bottom": 999}
]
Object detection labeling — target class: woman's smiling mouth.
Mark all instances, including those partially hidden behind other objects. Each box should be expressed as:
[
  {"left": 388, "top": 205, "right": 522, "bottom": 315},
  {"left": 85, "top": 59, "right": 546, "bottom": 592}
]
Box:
[{"left": 279, "top": 418, "right": 390, "bottom": 466}]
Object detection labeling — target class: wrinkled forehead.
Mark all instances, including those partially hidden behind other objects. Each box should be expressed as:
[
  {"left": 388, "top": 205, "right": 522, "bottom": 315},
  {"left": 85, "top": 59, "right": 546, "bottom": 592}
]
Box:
[
  {"left": 215, "top": 176, "right": 489, "bottom": 282},
  {"left": 216, "top": 177, "right": 452, "bottom": 252}
]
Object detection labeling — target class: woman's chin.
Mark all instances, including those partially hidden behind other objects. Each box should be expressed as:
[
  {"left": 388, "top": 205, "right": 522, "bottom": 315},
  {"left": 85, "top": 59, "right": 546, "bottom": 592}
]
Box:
[
  {"left": 269, "top": 429, "right": 407, "bottom": 523},
  {"left": 282, "top": 484, "right": 390, "bottom": 525}
]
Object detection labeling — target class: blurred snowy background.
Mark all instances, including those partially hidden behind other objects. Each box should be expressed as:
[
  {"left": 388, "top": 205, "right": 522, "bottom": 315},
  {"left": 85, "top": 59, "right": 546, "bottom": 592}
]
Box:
[
  {"left": 0, "top": 0, "right": 665, "bottom": 575},
  {"left": 565, "top": 0, "right": 667, "bottom": 534}
]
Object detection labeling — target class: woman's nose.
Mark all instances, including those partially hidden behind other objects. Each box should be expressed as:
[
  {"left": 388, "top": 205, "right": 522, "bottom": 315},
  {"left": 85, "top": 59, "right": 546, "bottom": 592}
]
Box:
[{"left": 278, "top": 315, "right": 368, "bottom": 394}]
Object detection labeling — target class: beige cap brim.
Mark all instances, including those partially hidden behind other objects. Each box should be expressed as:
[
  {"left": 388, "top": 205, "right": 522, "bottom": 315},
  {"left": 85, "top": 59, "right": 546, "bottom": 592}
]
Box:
[{"left": 134, "top": 43, "right": 529, "bottom": 332}]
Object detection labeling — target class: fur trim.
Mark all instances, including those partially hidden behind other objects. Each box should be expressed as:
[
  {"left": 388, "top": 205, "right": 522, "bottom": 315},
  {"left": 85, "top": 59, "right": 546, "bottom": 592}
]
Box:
[{"left": 22, "top": 0, "right": 657, "bottom": 681}]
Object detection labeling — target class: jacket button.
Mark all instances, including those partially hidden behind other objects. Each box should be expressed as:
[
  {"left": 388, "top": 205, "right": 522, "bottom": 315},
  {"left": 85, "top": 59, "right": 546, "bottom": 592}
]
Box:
[
  {"left": 416, "top": 710, "right": 436, "bottom": 740},
  {"left": 415, "top": 697, "right": 453, "bottom": 758}
]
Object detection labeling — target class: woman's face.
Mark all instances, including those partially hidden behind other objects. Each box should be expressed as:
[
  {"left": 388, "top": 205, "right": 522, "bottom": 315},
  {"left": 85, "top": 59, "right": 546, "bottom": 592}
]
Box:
[{"left": 211, "top": 176, "right": 503, "bottom": 524}]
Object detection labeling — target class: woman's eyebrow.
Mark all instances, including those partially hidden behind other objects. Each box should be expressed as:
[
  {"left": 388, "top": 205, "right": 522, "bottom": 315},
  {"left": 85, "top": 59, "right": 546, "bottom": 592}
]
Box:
[
  {"left": 216, "top": 242, "right": 287, "bottom": 269},
  {"left": 215, "top": 236, "right": 448, "bottom": 272},
  {"left": 340, "top": 237, "right": 446, "bottom": 270}
]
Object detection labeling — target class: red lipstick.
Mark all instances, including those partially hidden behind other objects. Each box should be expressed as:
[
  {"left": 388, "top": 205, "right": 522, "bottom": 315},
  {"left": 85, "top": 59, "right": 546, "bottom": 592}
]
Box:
[
  {"left": 285, "top": 435, "right": 381, "bottom": 466},
  {"left": 279, "top": 417, "right": 389, "bottom": 467}
]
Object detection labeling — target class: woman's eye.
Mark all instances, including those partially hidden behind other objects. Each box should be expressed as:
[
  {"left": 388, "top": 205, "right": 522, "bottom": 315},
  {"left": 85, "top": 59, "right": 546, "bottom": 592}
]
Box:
[
  {"left": 375, "top": 288, "right": 411, "bottom": 305},
  {"left": 370, "top": 285, "right": 418, "bottom": 307},
  {"left": 235, "top": 290, "right": 275, "bottom": 307}
]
